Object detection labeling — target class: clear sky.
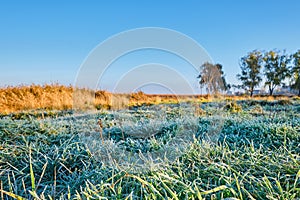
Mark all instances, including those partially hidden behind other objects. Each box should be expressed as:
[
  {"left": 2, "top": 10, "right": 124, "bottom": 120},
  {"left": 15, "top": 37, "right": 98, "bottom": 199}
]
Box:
[{"left": 1, "top": 0, "right": 300, "bottom": 93}]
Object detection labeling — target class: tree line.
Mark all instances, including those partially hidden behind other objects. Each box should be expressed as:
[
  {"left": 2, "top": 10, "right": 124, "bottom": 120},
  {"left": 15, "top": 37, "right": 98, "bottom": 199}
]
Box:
[{"left": 198, "top": 49, "right": 300, "bottom": 96}]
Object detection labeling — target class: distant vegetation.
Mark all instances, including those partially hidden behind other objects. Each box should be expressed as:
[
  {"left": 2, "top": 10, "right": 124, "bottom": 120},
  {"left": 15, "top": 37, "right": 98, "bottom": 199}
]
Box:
[
  {"left": 236, "top": 49, "right": 300, "bottom": 96},
  {"left": 1, "top": 84, "right": 299, "bottom": 115},
  {"left": 1, "top": 49, "right": 299, "bottom": 114},
  {"left": 196, "top": 49, "right": 300, "bottom": 97},
  {"left": 0, "top": 84, "right": 199, "bottom": 114},
  {"left": 198, "top": 62, "right": 230, "bottom": 94}
]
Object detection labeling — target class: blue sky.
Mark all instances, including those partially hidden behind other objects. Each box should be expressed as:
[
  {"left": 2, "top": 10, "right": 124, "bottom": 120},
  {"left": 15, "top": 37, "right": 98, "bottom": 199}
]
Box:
[{"left": 1, "top": 0, "right": 300, "bottom": 93}]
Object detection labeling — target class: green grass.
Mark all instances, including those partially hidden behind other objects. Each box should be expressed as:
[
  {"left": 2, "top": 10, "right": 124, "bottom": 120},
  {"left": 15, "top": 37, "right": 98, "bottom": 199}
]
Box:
[{"left": 0, "top": 101, "right": 299, "bottom": 199}]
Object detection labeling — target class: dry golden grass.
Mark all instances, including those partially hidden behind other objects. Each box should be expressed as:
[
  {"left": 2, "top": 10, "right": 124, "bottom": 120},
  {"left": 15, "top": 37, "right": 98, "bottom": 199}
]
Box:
[
  {"left": 0, "top": 84, "right": 73, "bottom": 114},
  {"left": 0, "top": 84, "right": 296, "bottom": 114}
]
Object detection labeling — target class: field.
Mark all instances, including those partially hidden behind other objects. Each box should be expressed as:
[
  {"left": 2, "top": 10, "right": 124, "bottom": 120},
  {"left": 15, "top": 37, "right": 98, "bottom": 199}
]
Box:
[
  {"left": 0, "top": 84, "right": 193, "bottom": 114},
  {"left": 0, "top": 91, "right": 299, "bottom": 199},
  {"left": 1, "top": 84, "right": 294, "bottom": 114}
]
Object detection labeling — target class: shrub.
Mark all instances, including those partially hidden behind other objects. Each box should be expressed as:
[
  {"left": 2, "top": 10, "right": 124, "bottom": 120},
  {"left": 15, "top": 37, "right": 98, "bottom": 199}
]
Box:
[{"left": 223, "top": 101, "right": 242, "bottom": 113}]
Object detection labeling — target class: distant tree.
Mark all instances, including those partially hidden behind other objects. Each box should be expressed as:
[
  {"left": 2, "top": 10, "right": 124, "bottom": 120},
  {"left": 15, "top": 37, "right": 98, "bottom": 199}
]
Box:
[
  {"left": 237, "top": 50, "right": 263, "bottom": 96},
  {"left": 217, "top": 64, "right": 231, "bottom": 91},
  {"left": 291, "top": 50, "right": 300, "bottom": 96},
  {"left": 263, "top": 50, "right": 291, "bottom": 96},
  {"left": 197, "top": 62, "right": 228, "bottom": 94}
]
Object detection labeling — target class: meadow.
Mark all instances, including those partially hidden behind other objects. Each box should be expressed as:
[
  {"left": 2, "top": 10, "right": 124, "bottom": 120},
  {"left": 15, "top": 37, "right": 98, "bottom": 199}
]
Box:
[{"left": 0, "top": 85, "right": 299, "bottom": 199}]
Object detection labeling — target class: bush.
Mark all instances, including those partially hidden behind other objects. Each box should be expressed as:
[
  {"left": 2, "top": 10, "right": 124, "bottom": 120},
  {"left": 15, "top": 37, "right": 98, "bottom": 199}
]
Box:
[{"left": 223, "top": 101, "right": 242, "bottom": 113}]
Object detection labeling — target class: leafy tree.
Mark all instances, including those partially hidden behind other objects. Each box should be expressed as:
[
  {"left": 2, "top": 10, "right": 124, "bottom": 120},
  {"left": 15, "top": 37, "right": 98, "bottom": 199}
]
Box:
[
  {"left": 291, "top": 50, "right": 300, "bottom": 96},
  {"left": 197, "top": 62, "right": 228, "bottom": 94},
  {"left": 237, "top": 50, "right": 263, "bottom": 96},
  {"left": 263, "top": 50, "right": 291, "bottom": 96}
]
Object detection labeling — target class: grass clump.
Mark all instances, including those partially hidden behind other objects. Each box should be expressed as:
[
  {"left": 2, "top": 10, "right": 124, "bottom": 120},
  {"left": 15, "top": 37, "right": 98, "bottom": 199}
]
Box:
[{"left": 223, "top": 101, "right": 242, "bottom": 113}]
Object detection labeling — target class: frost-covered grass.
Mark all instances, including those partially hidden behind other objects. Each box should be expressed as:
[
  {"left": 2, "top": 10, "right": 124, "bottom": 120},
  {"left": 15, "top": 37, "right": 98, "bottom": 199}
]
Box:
[{"left": 0, "top": 100, "right": 299, "bottom": 199}]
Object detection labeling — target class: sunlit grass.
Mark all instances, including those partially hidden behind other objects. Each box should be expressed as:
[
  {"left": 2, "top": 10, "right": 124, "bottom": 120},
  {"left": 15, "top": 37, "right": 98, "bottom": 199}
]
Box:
[{"left": 1, "top": 84, "right": 297, "bottom": 115}]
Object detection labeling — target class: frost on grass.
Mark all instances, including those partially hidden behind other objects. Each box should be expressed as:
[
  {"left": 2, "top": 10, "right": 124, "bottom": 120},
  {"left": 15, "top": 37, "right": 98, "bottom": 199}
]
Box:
[
  {"left": 1, "top": 100, "right": 299, "bottom": 199},
  {"left": 77, "top": 103, "right": 228, "bottom": 172},
  {"left": 79, "top": 106, "right": 188, "bottom": 171}
]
